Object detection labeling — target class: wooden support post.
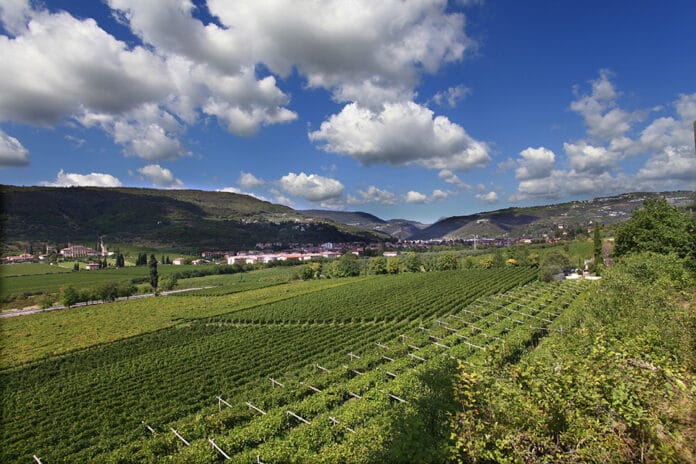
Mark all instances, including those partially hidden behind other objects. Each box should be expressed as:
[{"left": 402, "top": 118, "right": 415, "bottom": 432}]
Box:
[
  {"left": 286, "top": 410, "right": 311, "bottom": 424},
  {"left": 246, "top": 401, "right": 267, "bottom": 415},
  {"left": 409, "top": 352, "right": 425, "bottom": 361},
  {"left": 348, "top": 351, "right": 360, "bottom": 360},
  {"left": 384, "top": 370, "right": 397, "bottom": 378},
  {"left": 307, "top": 384, "right": 322, "bottom": 393},
  {"left": 382, "top": 355, "right": 395, "bottom": 362},
  {"left": 216, "top": 396, "right": 233, "bottom": 411},
  {"left": 269, "top": 377, "right": 285, "bottom": 388},
  {"left": 316, "top": 363, "right": 329, "bottom": 372},
  {"left": 349, "top": 391, "right": 362, "bottom": 399},
  {"left": 257, "top": 455, "right": 265, "bottom": 464},
  {"left": 407, "top": 344, "right": 420, "bottom": 351},
  {"left": 329, "top": 417, "right": 355, "bottom": 433},
  {"left": 429, "top": 334, "right": 443, "bottom": 341},
  {"left": 380, "top": 390, "right": 407, "bottom": 403},
  {"left": 208, "top": 438, "right": 231, "bottom": 460},
  {"left": 33, "top": 456, "right": 42, "bottom": 464},
  {"left": 432, "top": 341, "right": 449, "bottom": 348},
  {"left": 171, "top": 428, "right": 190, "bottom": 446},
  {"left": 141, "top": 421, "right": 155, "bottom": 434},
  {"left": 400, "top": 334, "right": 407, "bottom": 343},
  {"left": 343, "top": 364, "right": 364, "bottom": 375},
  {"left": 376, "top": 342, "right": 390, "bottom": 350}
]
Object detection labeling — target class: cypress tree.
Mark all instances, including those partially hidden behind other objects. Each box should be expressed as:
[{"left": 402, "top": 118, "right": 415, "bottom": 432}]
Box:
[{"left": 149, "top": 255, "right": 159, "bottom": 293}]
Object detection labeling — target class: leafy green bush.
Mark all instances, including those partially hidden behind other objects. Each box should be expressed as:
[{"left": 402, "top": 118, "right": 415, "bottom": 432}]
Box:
[{"left": 450, "top": 253, "right": 696, "bottom": 463}]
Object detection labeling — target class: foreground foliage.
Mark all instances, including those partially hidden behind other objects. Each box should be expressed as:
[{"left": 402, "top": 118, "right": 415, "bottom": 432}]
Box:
[{"left": 450, "top": 253, "right": 696, "bottom": 463}]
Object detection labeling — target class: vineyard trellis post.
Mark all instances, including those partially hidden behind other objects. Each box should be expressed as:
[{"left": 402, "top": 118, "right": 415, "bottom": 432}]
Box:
[
  {"left": 171, "top": 428, "right": 190, "bottom": 446},
  {"left": 208, "top": 438, "right": 231, "bottom": 460},
  {"left": 141, "top": 421, "right": 156, "bottom": 434},
  {"left": 217, "top": 396, "right": 233, "bottom": 411}
]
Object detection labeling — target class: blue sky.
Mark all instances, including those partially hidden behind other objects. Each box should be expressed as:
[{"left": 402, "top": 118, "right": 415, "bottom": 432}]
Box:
[{"left": 1, "top": 0, "right": 694, "bottom": 223}]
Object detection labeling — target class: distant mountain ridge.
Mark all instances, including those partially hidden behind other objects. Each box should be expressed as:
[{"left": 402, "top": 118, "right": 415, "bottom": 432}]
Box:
[
  {"left": 0, "top": 186, "right": 387, "bottom": 251},
  {"left": 410, "top": 191, "right": 696, "bottom": 240},
  {"left": 2, "top": 186, "right": 693, "bottom": 253},
  {"left": 302, "top": 210, "right": 427, "bottom": 239}
]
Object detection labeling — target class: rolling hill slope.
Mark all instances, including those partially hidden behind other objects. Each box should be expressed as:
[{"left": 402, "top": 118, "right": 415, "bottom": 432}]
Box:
[
  {"left": 411, "top": 191, "right": 696, "bottom": 240},
  {"left": 0, "top": 186, "right": 387, "bottom": 251},
  {"left": 301, "top": 209, "right": 427, "bottom": 239}
]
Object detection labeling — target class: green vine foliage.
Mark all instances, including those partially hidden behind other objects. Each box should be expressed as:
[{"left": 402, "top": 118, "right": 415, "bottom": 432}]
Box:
[{"left": 450, "top": 253, "right": 696, "bottom": 463}]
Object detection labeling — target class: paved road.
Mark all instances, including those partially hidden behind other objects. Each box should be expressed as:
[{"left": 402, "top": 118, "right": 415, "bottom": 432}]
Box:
[{"left": 0, "top": 287, "right": 214, "bottom": 318}]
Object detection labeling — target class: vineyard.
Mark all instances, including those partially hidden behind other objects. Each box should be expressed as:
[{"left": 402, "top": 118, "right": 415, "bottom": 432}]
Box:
[{"left": 0, "top": 268, "right": 591, "bottom": 462}]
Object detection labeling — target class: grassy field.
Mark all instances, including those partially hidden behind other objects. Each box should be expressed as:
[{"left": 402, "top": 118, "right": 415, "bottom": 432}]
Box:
[
  {"left": 0, "top": 276, "right": 359, "bottom": 368},
  {"left": 0, "top": 263, "right": 73, "bottom": 277}
]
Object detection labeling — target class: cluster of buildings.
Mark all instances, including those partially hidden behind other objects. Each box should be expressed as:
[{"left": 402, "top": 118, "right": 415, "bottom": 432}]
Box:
[{"left": 225, "top": 251, "right": 341, "bottom": 265}]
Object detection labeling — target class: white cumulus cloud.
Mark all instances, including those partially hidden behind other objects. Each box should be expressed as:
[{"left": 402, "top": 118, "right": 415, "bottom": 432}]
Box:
[
  {"left": 569, "top": 69, "right": 636, "bottom": 141},
  {"left": 515, "top": 147, "right": 555, "bottom": 180},
  {"left": 41, "top": 169, "right": 122, "bottom": 187},
  {"left": 563, "top": 141, "right": 620, "bottom": 174},
  {"left": 475, "top": 191, "right": 498, "bottom": 204},
  {"left": 347, "top": 185, "right": 398, "bottom": 206},
  {"left": 279, "top": 172, "right": 344, "bottom": 202},
  {"left": 432, "top": 85, "right": 470, "bottom": 108},
  {"left": 238, "top": 171, "right": 265, "bottom": 189},
  {"left": 309, "top": 101, "right": 490, "bottom": 171},
  {"left": 438, "top": 169, "right": 471, "bottom": 189},
  {"left": 405, "top": 190, "right": 428, "bottom": 204},
  {"left": 404, "top": 188, "right": 452, "bottom": 204},
  {"left": 0, "top": 129, "right": 29, "bottom": 166},
  {"left": 137, "top": 164, "right": 183, "bottom": 188}
]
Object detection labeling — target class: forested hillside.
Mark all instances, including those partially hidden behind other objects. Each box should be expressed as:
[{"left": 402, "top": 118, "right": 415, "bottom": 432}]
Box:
[{"left": 0, "top": 186, "right": 386, "bottom": 251}]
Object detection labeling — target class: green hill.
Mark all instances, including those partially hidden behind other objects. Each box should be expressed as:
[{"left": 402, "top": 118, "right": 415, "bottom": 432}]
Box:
[
  {"left": 411, "top": 191, "right": 696, "bottom": 240},
  {"left": 0, "top": 186, "right": 386, "bottom": 252},
  {"left": 302, "top": 209, "right": 427, "bottom": 239}
]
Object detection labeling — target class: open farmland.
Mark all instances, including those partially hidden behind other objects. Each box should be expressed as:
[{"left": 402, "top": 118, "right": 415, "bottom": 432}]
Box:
[
  {"left": 0, "top": 264, "right": 221, "bottom": 303},
  {"left": 0, "top": 267, "right": 567, "bottom": 462}
]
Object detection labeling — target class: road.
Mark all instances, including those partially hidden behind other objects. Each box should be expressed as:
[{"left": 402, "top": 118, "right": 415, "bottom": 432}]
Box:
[{"left": 0, "top": 287, "right": 214, "bottom": 318}]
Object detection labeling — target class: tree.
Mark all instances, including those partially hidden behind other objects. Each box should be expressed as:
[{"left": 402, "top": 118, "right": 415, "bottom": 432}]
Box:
[
  {"left": 300, "top": 262, "right": 322, "bottom": 280},
  {"left": 149, "top": 254, "right": 159, "bottom": 293},
  {"left": 73, "top": 261, "right": 79, "bottom": 271},
  {"left": 331, "top": 254, "right": 361, "bottom": 278},
  {"left": 386, "top": 257, "right": 402, "bottom": 274},
  {"left": 159, "top": 275, "right": 177, "bottom": 291},
  {"left": 300, "top": 264, "right": 316, "bottom": 280},
  {"left": 403, "top": 252, "right": 422, "bottom": 273},
  {"left": 539, "top": 250, "right": 571, "bottom": 282},
  {"left": 62, "top": 286, "right": 80, "bottom": 308},
  {"left": 437, "top": 251, "right": 459, "bottom": 271},
  {"left": 368, "top": 256, "right": 387, "bottom": 275},
  {"left": 593, "top": 224, "right": 603, "bottom": 265},
  {"left": 615, "top": 198, "right": 695, "bottom": 259},
  {"left": 491, "top": 248, "right": 505, "bottom": 268}
]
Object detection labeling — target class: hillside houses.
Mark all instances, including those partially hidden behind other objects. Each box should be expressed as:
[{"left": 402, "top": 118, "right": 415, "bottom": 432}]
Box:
[
  {"left": 226, "top": 251, "right": 341, "bottom": 265},
  {"left": 60, "top": 245, "right": 99, "bottom": 258}
]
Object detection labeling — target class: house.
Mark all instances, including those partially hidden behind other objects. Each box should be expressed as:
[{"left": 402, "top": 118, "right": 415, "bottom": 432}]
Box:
[
  {"left": 1, "top": 253, "right": 34, "bottom": 264},
  {"left": 85, "top": 263, "right": 100, "bottom": 270},
  {"left": 383, "top": 251, "right": 399, "bottom": 257},
  {"left": 60, "top": 245, "right": 98, "bottom": 258},
  {"left": 172, "top": 258, "right": 185, "bottom": 265}
]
